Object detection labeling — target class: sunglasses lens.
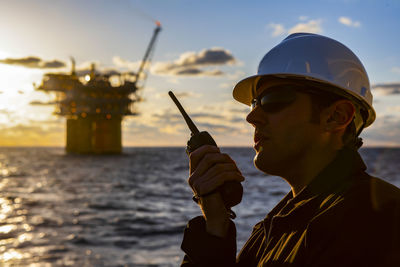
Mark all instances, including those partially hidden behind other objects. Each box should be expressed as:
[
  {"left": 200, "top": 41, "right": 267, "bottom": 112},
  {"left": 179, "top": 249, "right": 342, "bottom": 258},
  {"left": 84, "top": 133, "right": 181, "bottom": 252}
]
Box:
[{"left": 252, "top": 88, "right": 297, "bottom": 113}]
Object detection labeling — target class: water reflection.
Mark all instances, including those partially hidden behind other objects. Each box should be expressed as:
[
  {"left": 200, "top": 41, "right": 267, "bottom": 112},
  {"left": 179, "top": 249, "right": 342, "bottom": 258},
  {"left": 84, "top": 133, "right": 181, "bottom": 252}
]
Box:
[
  {"left": 0, "top": 193, "right": 33, "bottom": 265},
  {"left": 0, "top": 249, "right": 25, "bottom": 262},
  {"left": 0, "top": 224, "right": 16, "bottom": 234},
  {"left": 0, "top": 147, "right": 196, "bottom": 266}
]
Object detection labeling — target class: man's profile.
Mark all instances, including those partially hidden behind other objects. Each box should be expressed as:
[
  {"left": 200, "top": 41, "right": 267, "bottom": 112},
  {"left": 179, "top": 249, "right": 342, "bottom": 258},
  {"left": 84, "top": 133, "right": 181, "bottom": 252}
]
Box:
[{"left": 180, "top": 33, "right": 400, "bottom": 266}]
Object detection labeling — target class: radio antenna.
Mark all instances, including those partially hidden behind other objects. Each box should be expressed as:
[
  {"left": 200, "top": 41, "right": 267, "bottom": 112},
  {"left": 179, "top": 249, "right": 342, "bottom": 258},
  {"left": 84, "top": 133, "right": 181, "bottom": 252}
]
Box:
[{"left": 168, "top": 91, "right": 200, "bottom": 134}]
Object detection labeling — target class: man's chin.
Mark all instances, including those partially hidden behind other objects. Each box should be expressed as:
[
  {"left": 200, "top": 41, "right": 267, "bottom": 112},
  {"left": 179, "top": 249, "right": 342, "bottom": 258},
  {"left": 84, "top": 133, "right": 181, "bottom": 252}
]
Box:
[
  {"left": 254, "top": 147, "right": 279, "bottom": 175},
  {"left": 254, "top": 147, "right": 269, "bottom": 171}
]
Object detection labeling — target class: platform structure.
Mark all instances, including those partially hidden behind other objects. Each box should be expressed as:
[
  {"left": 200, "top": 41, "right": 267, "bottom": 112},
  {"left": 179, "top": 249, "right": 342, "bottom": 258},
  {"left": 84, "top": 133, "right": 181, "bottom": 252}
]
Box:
[{"left": 35, "top": 23, "right": 161, "bottom": 154}]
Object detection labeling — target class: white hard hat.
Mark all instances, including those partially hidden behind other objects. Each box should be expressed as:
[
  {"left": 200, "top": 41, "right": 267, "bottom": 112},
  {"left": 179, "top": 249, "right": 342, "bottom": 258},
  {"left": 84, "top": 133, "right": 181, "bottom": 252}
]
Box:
[{"left": 233, "top": 33, "right": 376, "bottom": 132}]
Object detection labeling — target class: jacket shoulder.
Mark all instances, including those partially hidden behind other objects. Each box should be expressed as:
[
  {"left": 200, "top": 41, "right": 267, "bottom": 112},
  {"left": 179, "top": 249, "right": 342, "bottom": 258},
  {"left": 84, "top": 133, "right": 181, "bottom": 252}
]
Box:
[
  {"left": 305, "top": 173, "right": 400, "bottom": 266},
  {"left": 352, "top": 172, "right": 400, "bottom": 209}
]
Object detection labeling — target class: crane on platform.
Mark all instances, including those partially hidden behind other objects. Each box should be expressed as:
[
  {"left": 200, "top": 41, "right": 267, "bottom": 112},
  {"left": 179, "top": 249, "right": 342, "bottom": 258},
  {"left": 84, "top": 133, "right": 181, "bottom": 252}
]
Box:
[{"left": 134, "top": 21, "right": 162, "bottom": 87}]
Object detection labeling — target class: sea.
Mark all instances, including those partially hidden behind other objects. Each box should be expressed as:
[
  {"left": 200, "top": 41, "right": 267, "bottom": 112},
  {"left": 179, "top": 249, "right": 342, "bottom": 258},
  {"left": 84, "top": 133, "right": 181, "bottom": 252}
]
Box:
[{"left": 0, "top": 146, "right": 399, "bottom": 267}]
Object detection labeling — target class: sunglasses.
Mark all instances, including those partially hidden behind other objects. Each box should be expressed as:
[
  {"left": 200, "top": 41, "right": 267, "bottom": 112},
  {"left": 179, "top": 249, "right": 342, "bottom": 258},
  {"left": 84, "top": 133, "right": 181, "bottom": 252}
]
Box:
[
  {"left": 250, "top": 86, "right": 326, "bottom": 113},
  {"left": 250, "top": 87, "right": 299, "bottom": 113}
]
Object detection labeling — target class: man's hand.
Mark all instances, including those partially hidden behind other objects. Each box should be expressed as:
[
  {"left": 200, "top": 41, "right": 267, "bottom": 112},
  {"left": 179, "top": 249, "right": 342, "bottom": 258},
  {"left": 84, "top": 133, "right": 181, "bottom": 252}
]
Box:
[{"left": 188, "top": 145, "right": 245, "bottom": 237}]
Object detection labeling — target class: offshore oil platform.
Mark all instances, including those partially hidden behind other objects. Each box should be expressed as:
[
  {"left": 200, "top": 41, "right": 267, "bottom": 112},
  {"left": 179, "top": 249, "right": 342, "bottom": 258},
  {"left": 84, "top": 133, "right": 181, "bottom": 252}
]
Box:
[{"left": 35, "top": 22, "right": 161, "bottom": 154}]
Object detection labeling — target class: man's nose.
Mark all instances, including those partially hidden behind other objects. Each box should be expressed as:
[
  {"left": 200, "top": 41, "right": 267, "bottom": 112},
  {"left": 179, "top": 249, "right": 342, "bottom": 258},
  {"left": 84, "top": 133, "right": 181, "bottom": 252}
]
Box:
[{"left": 246, "top": 106, "right": 266, "bottom": 126}]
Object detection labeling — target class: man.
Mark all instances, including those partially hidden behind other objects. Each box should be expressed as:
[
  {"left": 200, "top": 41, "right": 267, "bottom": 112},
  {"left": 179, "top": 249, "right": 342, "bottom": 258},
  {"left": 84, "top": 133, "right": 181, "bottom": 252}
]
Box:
[{"left": 180, "top": 33, "right": 400, "bottom": 266}]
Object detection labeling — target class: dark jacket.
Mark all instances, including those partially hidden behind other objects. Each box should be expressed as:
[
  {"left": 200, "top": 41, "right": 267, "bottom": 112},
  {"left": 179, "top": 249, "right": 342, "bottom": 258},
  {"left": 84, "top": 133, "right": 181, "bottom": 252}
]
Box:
[{"left": 180, "top": 148, "right": 400, "bottom": 266}]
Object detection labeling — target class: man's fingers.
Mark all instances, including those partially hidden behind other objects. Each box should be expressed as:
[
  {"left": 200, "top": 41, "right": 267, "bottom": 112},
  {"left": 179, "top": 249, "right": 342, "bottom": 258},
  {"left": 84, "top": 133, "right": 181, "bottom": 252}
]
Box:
[
  {"left": 188, "top": 148, "right": 244, "bottom": 198},
  {"left": 199, "top": 171, "right": 244, "bottom": 196},
  {"left": 189, "top": 145, "right": 220, "bottom": 173},
  {"left": 202, "top": 162, "right": 243, "bottom": 183},
  {"left": 189, "top": 162, "right": 236, "bottom": 190},
  {"left": 191, "top": 171, "right": 244, "bottom": 196},
  {"left": 188, "top": 157, "right": 240, "bottom": 189},
  {"left": 191, "top": 152, "right": 237, "bottom": 178}
]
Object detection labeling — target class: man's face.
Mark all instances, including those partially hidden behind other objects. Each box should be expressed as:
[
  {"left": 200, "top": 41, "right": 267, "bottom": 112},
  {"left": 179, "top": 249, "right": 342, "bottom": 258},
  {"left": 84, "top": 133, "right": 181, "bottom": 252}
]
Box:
[{"left": 246, "top": 84, "right": 321, "bottom": 176}]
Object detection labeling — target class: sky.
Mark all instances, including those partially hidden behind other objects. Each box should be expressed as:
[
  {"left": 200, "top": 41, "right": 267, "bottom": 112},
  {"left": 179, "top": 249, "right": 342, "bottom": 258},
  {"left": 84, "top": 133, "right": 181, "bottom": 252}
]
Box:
[{"left": 0, "top": 0, "right": 399, "bottom": 147}]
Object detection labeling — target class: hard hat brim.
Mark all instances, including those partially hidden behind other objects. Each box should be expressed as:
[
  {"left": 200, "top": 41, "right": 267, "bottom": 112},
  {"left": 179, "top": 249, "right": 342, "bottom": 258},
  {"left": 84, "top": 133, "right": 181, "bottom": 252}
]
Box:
[{"left": 233, "top": 74, "right": 376, "bottom": 127}]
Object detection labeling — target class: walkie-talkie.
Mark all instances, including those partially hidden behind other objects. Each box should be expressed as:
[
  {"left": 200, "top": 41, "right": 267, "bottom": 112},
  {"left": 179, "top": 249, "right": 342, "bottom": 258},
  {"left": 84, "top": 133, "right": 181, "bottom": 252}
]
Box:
[{"left": 168, "top": 91, "right": 243, "bottom": 212}]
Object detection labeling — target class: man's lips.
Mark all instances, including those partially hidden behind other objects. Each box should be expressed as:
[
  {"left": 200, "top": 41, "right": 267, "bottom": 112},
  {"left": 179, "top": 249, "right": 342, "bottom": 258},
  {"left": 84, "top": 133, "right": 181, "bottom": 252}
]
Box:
[{"left": 254, "top": 132, "right": 269, "bottom": 145}]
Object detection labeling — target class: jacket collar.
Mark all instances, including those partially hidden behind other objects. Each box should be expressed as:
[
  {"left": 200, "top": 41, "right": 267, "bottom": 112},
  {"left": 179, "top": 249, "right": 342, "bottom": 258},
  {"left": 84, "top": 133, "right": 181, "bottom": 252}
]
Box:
[
  {"left": 265, "top": 147, "right": 367, "bottom": 219},
  {"left": 302, "top": 147, "right": 367, "bottom": 197}
]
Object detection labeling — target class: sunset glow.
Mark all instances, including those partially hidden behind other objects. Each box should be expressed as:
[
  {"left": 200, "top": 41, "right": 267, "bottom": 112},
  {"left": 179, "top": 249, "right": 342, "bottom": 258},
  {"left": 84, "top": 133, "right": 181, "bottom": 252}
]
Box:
[{"left": 0, "top": 0, "right": 399, "bottom": 147}]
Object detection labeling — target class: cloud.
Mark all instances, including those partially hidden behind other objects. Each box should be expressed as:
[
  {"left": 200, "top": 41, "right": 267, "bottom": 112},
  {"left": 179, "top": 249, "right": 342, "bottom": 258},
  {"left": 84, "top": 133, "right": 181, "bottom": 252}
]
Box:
[
  {"left": 190, "top": 112, "right": 225, "bottom": 120},
  {"left": 175, "top": 49, "right": 235, "bottom": 66},
  {"left": 364, "top": 115, "right": 400, "bottom": 146},
  {"left": 268, "top": 18, "right": 323, "bottom": 37},
  {"left": 181, "top": 110, "right": 249, "bottom": 134},
  {"left": 219, "top": 82, "right": 235, "bottom": 89},
  {"left": 152, "top": 110, "right": 183, "bottom": 122},
  {"left": 229, "top": 107, "right": 250, "bottom": 114},
  {"left": 0, "top": 109, "right": 12, "bottom": 115},
  {"left": 73, "top": 64, "right": 136, "bottom": 80},
  {"left": 152, "top": 47, "right": 236, "bottom": 77},
  {"left": 226, "top": 70, "right": 246, "bottom": 80},
  {"left": 193, "top": 122, "right": 240, "bottom": 134},
  {"left": 268, "top": 23, "right": 286, "bottom": 37},
  {"left": 0, "top": 56, "right": 66, "bottom": 69},
  {"left": 338, "top": 16, "right": 361, "bottom": 27},
  {"left": 386, "top": 106, "right": 400, "bottom": 113},
  {"left": 288, "top": 19, "right": 323, "bottom": 34},
  {"left": 391, "top": 67, "right": 400, "bottom": 74},
  {"left": 112, "top": 56, "right": 141, "bottom": 71},
  {"left": 147, "top": 104, "right": 249, "bottom": 136},
  {"left": 155, "top": 111, "right": 244, "bottom": 134},
  {"left": 372, "top": 83, "right": 400, "bottom": 95},
  {"left": 174, "top": 68, "right": 224, "bottom": 76},
  {"left": 149, "top": 110, "right": 186, "bottom": 134},
  {"left": 159, "top": 124, "right": 183, "bottom": 134},
  {"left": 155, "top": 91, "right": 201, "bottom": 99},
  {"left": 0, "top": 109, "right": 14, "bottom": 125}
]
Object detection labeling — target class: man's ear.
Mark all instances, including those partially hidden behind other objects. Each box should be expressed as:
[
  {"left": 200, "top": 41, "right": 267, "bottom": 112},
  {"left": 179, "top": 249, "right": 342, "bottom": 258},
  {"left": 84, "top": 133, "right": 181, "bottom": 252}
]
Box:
[{"left": 322, "top": 100, "right": 355, "bottom": 132}]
